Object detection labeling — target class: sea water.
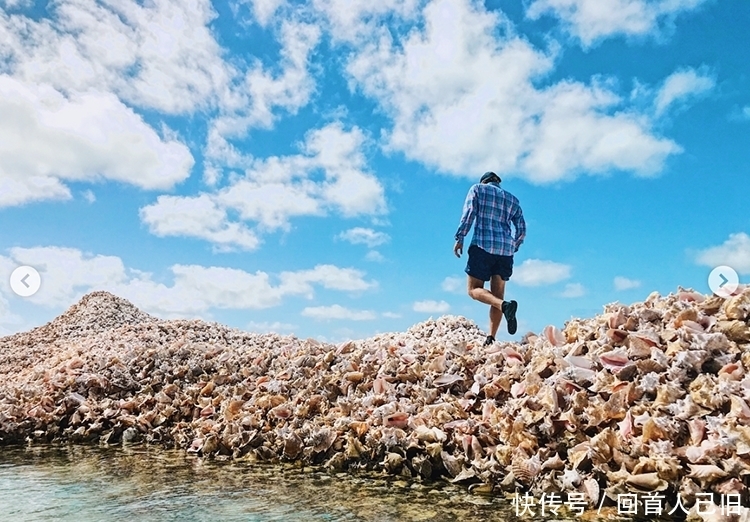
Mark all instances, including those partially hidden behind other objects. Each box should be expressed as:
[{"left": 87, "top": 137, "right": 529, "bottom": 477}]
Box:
[{"left": 0, "top": 445, "right": 531, "bottom": 522}]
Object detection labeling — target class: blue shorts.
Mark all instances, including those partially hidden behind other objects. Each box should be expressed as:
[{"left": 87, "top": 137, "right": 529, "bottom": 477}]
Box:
[{"left": 465, "top": 245, "right": 513, "bottom": 282}]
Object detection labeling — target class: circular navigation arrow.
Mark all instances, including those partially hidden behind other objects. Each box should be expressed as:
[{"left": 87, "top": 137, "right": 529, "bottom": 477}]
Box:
[
  {"left": 708, "top": 265, "right": 739, "bottom": 298},
  {"left": 10, "top": 266, "right": 41, "bottom": 297}
]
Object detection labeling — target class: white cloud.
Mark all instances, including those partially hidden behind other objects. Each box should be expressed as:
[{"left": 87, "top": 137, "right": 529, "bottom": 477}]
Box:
[
  {"left": 0, "top": 246, "right": 376, "bottom": 318},
  {"left": 441, "top": 276, "right": 464, "bottom": 293},
  {"left": 614, "top": 276, "right": 642, "bottom": 291},
  {"left": 560, "top": 282, "right": 586, "bottom": 298},
  {"left": 1, "top": 0, "right": 32, "bottom": 8},
  {"left": 0, "top": 76, "right": 194, "bottom": 207},
  {"left": 696, "top": 233, "right": 750, "bottom": 275},
  {"left": 655, "top": 68, "right": 715, "bottom": 116},
  {"left": 1, "top": 0, "right": 323, "bottom": 193},
  {"left": 211, "top": 20, "right": 321, "bottom": 138},
  {"left": 382, "top": 311, "right": 401, "bottom": 318},
  {"left": 140, "top": 194, "right": 260, "bottom": 252},
  {"left": 412, "top": 299, "right": 450, "bottom": 314},
  {"left": 246, "top": 0, "right": 287, "bottom": 26},
  {"left": 526, "top": 0, "right": 709, "bottom": 46},
  {"left": 141, "top": 123, "right": 386, "bottom": 249},
  {"left": 301, "top": 304, "right": 377, "bottom": 321},
  {"left": 513, "top": 259, "right": 572, "bottom": 286},
  {"left": 82, "top": 190, "right": 96, "bottom": 203},
  {"left": 278, "top": 264, "right": 376, "bottom": 295},
  {"left": 247, "top": 320, "right": 297, "bottom": 333},
  {"left": 743, "top": 107, "right": 750, "bottom": 120},
  {"left": 365, "top": 250, "right": 385, "bottom": 262},
  {"left": 0, "top": 291, "right": 23, "bottom": 336},
  {"left": 337, "top": 227, "right": 391, "bottom": 247},
  {"left": 311, "top": 0, "right": 421, "bottom": 43},
  {"left": 347, "top": 0, "right": 680, "bottom": 184},
  {"left": 1, "top": 0, "right": 231, "bottom": 114}
]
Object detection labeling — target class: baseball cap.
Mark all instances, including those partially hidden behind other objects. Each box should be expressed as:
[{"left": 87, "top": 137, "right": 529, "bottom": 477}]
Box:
[{"left": 480, "top": 171, "right": 501, "bottom": 183}]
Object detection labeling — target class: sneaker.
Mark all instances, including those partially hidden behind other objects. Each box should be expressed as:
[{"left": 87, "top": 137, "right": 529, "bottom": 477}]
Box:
[
  {"left": 483, "top": 335, "right": 495, "bottom": 347},
  {"left": 502, "top": 300, "right": 518, "bottom": 335}
]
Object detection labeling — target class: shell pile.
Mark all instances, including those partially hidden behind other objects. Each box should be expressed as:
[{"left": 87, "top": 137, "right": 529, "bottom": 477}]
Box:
[{"left": 2, "top": 288, "right": 750, "bottom": 512}]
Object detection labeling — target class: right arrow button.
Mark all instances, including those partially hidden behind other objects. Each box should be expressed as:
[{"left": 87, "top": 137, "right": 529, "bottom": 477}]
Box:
[{"left": 709, "top": 266, "right": 740, "bottom": 298}]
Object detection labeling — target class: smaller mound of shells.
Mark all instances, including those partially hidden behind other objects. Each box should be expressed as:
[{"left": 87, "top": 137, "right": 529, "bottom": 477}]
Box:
[{"left": 2, "top": 287, "right": 750, "bottom": 513}]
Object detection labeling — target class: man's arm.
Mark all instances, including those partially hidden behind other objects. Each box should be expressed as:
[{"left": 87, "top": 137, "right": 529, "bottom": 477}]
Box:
[
  {"left": 454, "top": 186, "right": 477, "bottom": 257},
  {"left": 512, "top": 205, "right": 526, "bottom": 252}
]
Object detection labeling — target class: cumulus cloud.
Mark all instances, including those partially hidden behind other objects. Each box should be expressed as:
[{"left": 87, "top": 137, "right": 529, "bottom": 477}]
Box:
[
  {"left": 365, "top": 251, "right": 385, "bottom": 262},
  {"left": 695, "top": 233, "right": 750, "bottom": 275},
  {"left": 441, "top": 276, "right": 464, "bottom": 293},
  {"left": 141, "top": 123, "right": 386, "bottom": 249},
  {"left": 0, "top": 0, "right": 231, "bottom": 114},
  {"left": 211, "top": 19, "right": 321, "bottom": 138},
  {"left": 655, "top": 68, "right": 715, "bottom": 116},
  {"left": 614, "top": 276, "right": 642, "bottom": 291},
  {"left": 337, "top": 227, "right": 391, "bottom": 248},
  {"left": 278, "top": 264, "right": 376, "bottom": 295},
  {"left": 246, "top": 320, "right": 297, "bottom": 333},
  {"left": 245, "top": 0, "right": 287, "bottom": 26},
  {"left": 413, "top": 299, "right": 450, "bottom": 314},
  {"left": 1, "top": 1, "right": 323, "bottom": 194},
  {"left": 301, "top": 304, "right": 377, "bottom": 321},
  {"left": 513, "top": 259, "right": 572, "bottom": 286},
  {"left": 140, "top": 194, "right": 260, "bottom": 252},
  {"left": 1, "top": 0, "right": 32, "bottom": 8},
  {"left": 560, "top": 283, "right": 586, "bottom": 298},
  {"left": 0, "top": 246, "right": 376, "bottom": 318},
  {"left": 526, "top": 0, "right": 709, "bottom": 46},
  {"left": 0, "top": 292, "right": 23, "bottom": 336},
  {"left": 347, "top": 0, "right": 680, "bottom": 184},
  {"left": 0, "top": 77, "right": 194, "bottom": 207},
  {"left": 311, "top": 0, "right": 421, "bottom": 42}
]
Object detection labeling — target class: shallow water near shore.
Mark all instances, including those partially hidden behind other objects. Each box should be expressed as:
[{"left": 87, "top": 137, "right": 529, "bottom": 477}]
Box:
[{"left": 0, "top": 445, "right": 546, "bottom": 522}]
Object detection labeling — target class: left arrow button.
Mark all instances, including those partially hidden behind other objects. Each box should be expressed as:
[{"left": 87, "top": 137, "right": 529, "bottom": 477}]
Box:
[{"left": 10, "top": 266, "right": 41, "bottom": 297}]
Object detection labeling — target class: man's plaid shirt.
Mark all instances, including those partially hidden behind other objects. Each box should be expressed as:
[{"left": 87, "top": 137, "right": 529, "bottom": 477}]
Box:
[{"left": 454, "top": 182, "right": 526, "bottom": 256}]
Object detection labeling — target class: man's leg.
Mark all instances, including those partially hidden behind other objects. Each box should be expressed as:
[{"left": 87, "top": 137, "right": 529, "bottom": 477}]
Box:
[
  {"left": 468, "top": 276, "right": 505, "bottom": 338},
  {"left": 489, "top": 275, "right": 506, "bottom": 338}
]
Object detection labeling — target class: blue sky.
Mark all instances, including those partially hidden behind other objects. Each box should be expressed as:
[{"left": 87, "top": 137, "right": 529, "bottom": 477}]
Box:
[{"left": 1, "top": 0, "right": 749, "bottom": 341}]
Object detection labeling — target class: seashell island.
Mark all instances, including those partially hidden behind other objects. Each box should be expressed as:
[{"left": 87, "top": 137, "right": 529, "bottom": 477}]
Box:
[{"left": 2, "top": 288, "right": 750, "bottom": 515}]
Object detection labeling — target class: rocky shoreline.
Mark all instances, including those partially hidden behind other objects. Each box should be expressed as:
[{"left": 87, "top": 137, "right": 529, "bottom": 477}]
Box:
[{"left": 2, "top": 289, "right": 750, "bottom": 517}]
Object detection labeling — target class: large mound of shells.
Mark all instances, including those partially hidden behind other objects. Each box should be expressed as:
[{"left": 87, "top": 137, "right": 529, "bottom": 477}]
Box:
[{"left": 2, "top": 289, "right": 750, "bottom": 511}]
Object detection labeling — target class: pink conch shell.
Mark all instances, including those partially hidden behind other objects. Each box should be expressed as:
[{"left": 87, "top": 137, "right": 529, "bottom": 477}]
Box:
[
  {"left": 680, "top": 320, "right": 705, "bottom": 333},
  {"left": 618, "top": 410, "right": 634, "bottom": 440},
  {"left": 679, "top": 291, "right": 706, "bottom": 303},
  {"left": 564, "top": 355, "right": 593, "bottom": 369},
  {"left": 384, "top": 412, "right": 409, "bottom": 428},
  {"left": 609, "top": 309, "right": 627, "bottom": 329},
  {"left": 729, "top": 395, "right": 750, "bottom": 419},
  {"left": 433, "top": 374, "right": 463, "bottom": 387},
  {"left": 718, "top": 363, "right": 743, "bottom": 381},
  {"left": 688, "top": 464, "right": 728, "bottom": 481},
  {"left": 684, "top": 446, "right": 708, "bottom": 463},
  {"left": 511, "top": 381, "right": 526, "bottom": 398},
  {"left": 688, "top": 418, "right": 706, "bottom": 446},
  {"left": 599, "top": 350, "right": 630, "bottom": 371},
  {"left": 373, "top": 377, "right": 390, "bottom": 395},
  {"left": 501, "top": 347, "right": 524, "bottom": 365},
  {"left": 543, "top": 325, "right": 566, "bottom": 347}
]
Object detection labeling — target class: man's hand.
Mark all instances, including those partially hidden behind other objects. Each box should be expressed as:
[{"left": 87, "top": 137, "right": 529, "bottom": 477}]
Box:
[{"left": 453, "top": 240, "right": 463, "bottom": 258}]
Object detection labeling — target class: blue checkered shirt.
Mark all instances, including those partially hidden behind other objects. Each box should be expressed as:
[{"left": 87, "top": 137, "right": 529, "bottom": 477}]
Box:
[{"left": 455, "top": 182, "right": 526, "bottom": 256}]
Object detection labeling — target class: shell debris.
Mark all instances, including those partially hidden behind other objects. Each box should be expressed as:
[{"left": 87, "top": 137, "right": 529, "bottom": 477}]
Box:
[{"left": 2, "top": 288, "right": 750, "bottom": 510}]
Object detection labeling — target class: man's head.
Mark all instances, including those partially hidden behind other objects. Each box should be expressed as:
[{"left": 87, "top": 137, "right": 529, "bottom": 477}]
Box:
[{"left": 480, "top": 171, "right": 501, "bottom": 184}]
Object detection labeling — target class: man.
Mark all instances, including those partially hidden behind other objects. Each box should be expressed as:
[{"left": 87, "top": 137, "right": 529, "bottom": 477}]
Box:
[{"left": 454, "top": 171, "right": 526, "bottom": 345}]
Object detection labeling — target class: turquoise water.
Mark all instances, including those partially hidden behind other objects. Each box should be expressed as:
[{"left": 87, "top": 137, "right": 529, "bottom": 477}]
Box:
[{"left": 0, "top": 445, "right": 526, "bottom": 522}]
